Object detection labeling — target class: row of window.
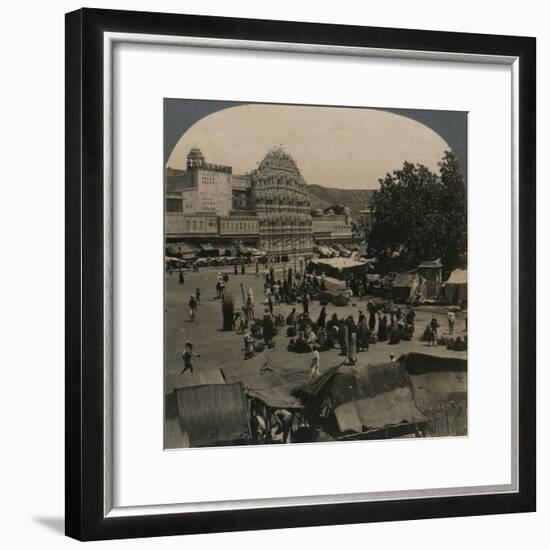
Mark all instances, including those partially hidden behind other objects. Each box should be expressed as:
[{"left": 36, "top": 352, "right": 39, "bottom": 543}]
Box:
[{"left": 220, "top": 220, "right": 258, "bottom": 233}]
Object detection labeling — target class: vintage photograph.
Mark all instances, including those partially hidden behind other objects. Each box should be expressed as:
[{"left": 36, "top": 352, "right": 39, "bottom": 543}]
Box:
[{"left": 163, "top": 100, "right": 468, "bottom": 449}]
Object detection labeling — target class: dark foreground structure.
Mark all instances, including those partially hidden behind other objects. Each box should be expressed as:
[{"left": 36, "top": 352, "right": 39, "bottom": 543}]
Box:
[{"left": 166, "top": 352, "right": 467, "bottom": 447}]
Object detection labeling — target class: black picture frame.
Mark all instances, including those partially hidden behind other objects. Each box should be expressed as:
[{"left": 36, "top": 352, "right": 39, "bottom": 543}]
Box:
[{"left": 65, "top": 7, "right": 536, "bottom": 541}]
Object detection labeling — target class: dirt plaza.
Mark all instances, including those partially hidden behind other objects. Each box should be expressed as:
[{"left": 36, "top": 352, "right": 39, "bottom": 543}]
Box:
[{"left": 164, "top": 262, "right": 467, "bottom": 447}]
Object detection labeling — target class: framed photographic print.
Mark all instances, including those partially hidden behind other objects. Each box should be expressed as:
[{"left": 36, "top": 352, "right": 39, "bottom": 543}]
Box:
[{"left": 65, "top": 8, "right": 536, "bottom": 541}]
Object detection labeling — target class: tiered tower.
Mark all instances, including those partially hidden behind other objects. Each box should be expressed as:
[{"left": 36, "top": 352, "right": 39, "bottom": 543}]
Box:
[{"left": 251, "top": 147, "right": 313, "bottom": 255}]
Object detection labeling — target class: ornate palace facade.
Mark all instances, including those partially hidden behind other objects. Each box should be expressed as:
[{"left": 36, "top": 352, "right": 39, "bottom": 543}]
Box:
[
  {"left": 251, "top": 147, "right": 313, "bottom": 255},
  {"left": 166, "top": 146, "right": 314, "bottom": 255}
]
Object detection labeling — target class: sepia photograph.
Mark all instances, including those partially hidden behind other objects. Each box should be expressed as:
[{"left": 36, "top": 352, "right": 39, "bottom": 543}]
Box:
[{"left": 163, "top": 100, "right": 468, "bottom": 449}]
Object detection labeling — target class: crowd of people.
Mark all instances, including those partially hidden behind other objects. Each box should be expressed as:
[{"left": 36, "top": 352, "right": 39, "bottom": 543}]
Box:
[
  {"left": 232, "top": 265, "right": 420, "bottom": 380},
  {"left": 175, "top": 260, "right": 465, "bottom": 382}
]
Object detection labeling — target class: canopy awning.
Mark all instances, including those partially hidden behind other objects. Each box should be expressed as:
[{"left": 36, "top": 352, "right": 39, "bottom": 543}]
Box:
[
  {"left": 166, "top": 242, "right": 196, "bottom": 256},
  {"left": 165, "top": 256, "right": 187, "bottom": 264},
  {"left": 445, "top": 269, "right": 467, "bottom": 285}
]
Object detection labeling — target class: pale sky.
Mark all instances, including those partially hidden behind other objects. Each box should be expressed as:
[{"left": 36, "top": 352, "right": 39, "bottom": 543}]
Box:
[{"left": 167, "top": 103, "right": 450, "bottom": 190}]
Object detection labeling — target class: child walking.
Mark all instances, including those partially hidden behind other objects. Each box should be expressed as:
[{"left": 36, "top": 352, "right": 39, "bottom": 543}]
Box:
[{"left": 181, "top": 341, "right": 200, "bottom": 374}]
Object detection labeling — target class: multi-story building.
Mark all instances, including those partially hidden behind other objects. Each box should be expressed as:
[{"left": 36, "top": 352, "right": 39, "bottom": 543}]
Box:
[
  {"left": 166, "top": 147, "right": 352, "bottom": 256},
  {"left": 182, "top": 147, "right": 233, "bottom": 217},
  {"left": 219, "top": 213, "right": 259, "bottom": 241},
  {"left": 312, "top": 211, "right": 354, "bottom": 244}
]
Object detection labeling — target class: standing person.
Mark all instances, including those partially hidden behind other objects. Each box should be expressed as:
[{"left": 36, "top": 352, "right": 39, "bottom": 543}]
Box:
[
  {"left": 180, "top": 341, "right": 200, "bottom": 374},
  {"left": 244, "top": 332, "right": 256, "bottom": 359},
  {"left": 235, "top": 310, "right": 247, "bottom": 333},
  {"left": 339, "top": 320, "right": 349, "bottom": 356},
  {"left": 368, "top": 309, "right": 376, "bottom": 333},
  {"left": 255, "top": 261, "right": 259, "bottom": 278},
  {"left": 267, "top": 294, "right": 274, "bottom": 316},
  {"left": 234, "top": 263, "right": 238, "bottom": 275},
  {"left": 427, "top": 326, "right": 436, "bottom": 347},
  {"left": 286, "top": 307, "right": 298, "bottom": 326},
  {"left": 357, "top": 317, "right": 369, "bottom": 351},
  {"left": 245, "top": 295, "right": 254, "bottom": 321},
  {"left": 347, "top": 332, "right": 358, "bottom": 365},
  {"left": 188, "top": 294, "right": 197, "bottom": 321},
  {"left": 273, "top": 281, "right": 281, "bottom": 305},
  {"left": 273, "top": 409, "right": 293, "bottom": 443},
  {"left": 430, "top": 316, "right": 440, "bottom": 345},
  {"left": 247, "top": 287, "right": 254, "bottom": 304},
  {"left": 316, "top": 306, "right": 327, "bottom": 330},
  {"left": 195, "top": 288, "right": 201, "bottom": 305},
  {"left": 447, "top": 311, "right": 456, "bottom": 335},
  {"left": 263, "top": 309, "right": 275, "bottom": 347},
  {"left": 302, "top": 292, "right": 310, "bottom": 316},
  {"left": 241, "top": 263, "right": 245, "bottom": 275},
  {"left": 178, "top": 269, "right": 184, "bottom": 285},
  {"left": 309, "top": 350, "right": 321, "bottom": 379},
  {"left": 378, "top": 314, "right": 388, "bottom": 342},
  {"left": 405, "top": 308, "right": 416, "bottom": 332}
]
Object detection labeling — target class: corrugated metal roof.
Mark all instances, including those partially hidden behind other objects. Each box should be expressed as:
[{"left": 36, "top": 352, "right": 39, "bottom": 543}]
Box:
[
  {"left": 223, "top": 368, "right": 305, "bottom": 409},
  {"left": 410, "top": 371, "right": 467, "bottom": 412},
  {"left": 223, "top": 368, "right": 284, "bottom": 390},
  {"left": 335, "top": 387, "right": 427, "bottom": 432},
  {"left": 293, "top": 363, "right": 412, "bottom": 407},
  {"left": 166, "top": 368, "right": 225, "bottom": 391},
  {"left": 248, "top": 386, "right": 303, "bottom": 409},
  {"left": 175, "top": 383, "right": 250, "bottom": 447}
]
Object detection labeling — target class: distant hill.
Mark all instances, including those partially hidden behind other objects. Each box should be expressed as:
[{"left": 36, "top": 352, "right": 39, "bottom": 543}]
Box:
[{"left": 307, "top": 184, "right": 376, "bottom": 215}]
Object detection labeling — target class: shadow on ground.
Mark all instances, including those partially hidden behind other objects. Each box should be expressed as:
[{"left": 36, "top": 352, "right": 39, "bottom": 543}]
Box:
[{"left": 33, "top": 516, "right": 65, "bottom": 535}]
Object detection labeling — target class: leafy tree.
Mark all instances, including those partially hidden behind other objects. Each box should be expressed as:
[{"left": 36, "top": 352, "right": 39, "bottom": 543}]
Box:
[
  {"left": 368, "top": 151, "right": 466, "bottom": 272},
  {"left": 437, "top": 150, "right": 467, "bottom": 267}
]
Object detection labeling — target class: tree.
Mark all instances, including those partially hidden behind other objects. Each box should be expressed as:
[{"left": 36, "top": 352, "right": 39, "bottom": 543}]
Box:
[
  {"left": 437, "top": 150, "right": 467, "bottom": 268},
  {"left": 368, "top": 151, "right": 466, "bottom": 272}
]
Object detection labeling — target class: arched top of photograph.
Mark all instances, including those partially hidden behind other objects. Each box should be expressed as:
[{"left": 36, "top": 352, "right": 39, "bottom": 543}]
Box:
[{"left": 165, "top": 101, "right": 466, "bottom": 190}]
